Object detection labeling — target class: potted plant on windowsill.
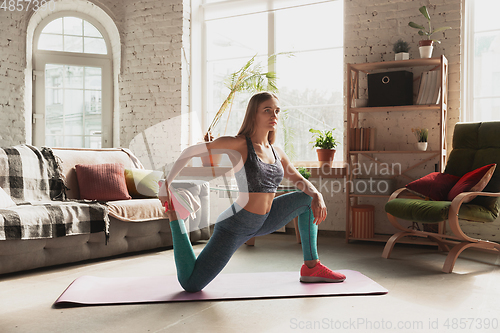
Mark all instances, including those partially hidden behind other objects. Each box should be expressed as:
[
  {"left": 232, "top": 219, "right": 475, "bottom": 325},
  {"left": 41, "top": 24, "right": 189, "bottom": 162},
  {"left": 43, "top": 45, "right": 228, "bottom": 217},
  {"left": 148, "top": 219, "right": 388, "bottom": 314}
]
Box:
[
  {"left": 393, "top": 39, "right": 410, "bottom": 61},
  {"left": 201, "top": 54, "right": 279, "bottom": 166},
  {"left": 297, "top": 166, "right": 311, "bottom": 180},
  {"left": 412, "top": 127, "right": 428, "bottom": 151},
  {"left": 309, "top": 128, "right": 338, "bottom": 167},
  {"left": 409, "top": 5, "right": 452, "bottom": 58}
]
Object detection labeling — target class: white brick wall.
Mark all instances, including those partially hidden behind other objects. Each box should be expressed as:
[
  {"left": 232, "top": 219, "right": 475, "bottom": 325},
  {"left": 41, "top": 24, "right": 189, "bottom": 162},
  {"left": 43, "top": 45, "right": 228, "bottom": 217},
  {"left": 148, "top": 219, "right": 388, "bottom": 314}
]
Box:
[
  {"left": 345, "top": 0, "right": 462, "bottom": 134},
  {"left": 0, "top": 0, "right": 188, "bottom": 174},
  {"left": 121, "top": 0, "right": 189, "bottom": 171},
  {"left": 0, "top": 10, "right": 27, "bottom": 145}
]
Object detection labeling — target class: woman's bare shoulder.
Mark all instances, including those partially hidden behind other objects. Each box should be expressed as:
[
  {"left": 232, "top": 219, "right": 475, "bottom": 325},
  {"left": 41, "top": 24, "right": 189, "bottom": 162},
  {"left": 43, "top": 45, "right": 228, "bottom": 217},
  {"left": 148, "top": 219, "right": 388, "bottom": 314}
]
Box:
[
  {"left": 272, "top": 145, "right": 286, "bottom": 159},
  {"left": 206, "top": 135, "right": 246, "bottom": 150}
]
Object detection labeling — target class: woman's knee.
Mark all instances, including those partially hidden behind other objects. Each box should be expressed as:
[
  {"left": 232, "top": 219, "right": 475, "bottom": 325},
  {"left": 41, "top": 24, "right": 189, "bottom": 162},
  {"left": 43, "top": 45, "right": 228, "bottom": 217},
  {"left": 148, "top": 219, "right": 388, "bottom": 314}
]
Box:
[
  {"left": 289, "top": 191, "right": 312, "bottom": 208},
  {"left": 284, "top": 191, "right": 313, "bottom": 206},
  {"left": 180, "top": 280, "right": 203, "bottom": 293}
]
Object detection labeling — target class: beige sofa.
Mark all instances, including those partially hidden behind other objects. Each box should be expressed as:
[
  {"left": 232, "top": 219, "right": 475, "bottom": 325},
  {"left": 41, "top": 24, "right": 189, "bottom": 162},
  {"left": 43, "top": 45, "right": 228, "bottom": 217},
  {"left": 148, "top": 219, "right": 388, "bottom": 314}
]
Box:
[{"left": 0, "top": 147, "right": 210, "bottom": 275}]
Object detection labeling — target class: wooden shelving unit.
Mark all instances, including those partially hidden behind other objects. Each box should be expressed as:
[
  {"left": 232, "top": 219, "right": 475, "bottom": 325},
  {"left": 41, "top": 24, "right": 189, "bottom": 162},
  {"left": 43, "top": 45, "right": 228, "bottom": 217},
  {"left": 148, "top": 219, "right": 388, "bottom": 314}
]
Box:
[{"left": 345, "top": 55, "right": 449, "bottom": 244}]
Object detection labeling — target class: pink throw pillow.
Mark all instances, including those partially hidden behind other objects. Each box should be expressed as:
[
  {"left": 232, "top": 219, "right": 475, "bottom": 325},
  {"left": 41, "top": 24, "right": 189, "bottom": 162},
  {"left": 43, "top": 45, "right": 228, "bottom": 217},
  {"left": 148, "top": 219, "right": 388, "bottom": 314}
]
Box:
[
  {"left": 447, "top": 164, "right": 497, "bottom": 203},
  {"left": 75, "top": 163, "right": 131, "bottom": 201}
]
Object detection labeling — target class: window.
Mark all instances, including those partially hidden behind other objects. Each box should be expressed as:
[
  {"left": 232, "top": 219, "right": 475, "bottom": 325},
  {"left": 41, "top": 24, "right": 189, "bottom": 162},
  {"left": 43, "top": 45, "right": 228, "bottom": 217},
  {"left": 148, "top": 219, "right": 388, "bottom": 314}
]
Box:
[
  {"left": 38, "top": 16, "right": 107, "bottom": 54},
  {"left": 201, "top": 0, "right": 344, "bottom": 162},
  {"left": 33, "top": 15, "right": 112, "bottom": 148},
  {"left": 464, "top": 0, "right": 500, "bottom": 122}
]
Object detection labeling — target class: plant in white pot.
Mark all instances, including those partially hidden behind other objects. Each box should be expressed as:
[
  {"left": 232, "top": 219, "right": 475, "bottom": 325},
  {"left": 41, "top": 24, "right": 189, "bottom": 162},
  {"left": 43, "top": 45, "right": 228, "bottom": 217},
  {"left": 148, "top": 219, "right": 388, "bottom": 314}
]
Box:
[
  {"left": 408, "top": 5, "right": 452, "bottom": 58},
  {"left": 309, "top": 128, "right": 338, "bottom": 167},
  {"left": 393, "top": 39, "right": 410, "bottom": 61},
  {"left": 412, "top": 127, "right": 429, "bottom": 151}
]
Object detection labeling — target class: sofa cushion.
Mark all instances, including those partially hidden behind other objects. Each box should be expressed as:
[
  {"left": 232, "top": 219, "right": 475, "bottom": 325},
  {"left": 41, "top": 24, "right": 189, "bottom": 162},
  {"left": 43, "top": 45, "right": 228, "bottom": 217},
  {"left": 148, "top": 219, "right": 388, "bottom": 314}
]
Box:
[
  {"left": 405, "top": 172, "right": 460, "bottom": 201},
  {"left": 124, "top": 168, "right": 163, "bottom": 198},
  {"left": 52, "top": 148, "right": 144, "bottom": 200},
  {"left": 106, "top": 198, "right": 167, "bottom": 222},
  {"left": 385, "top": 198, "right": 498, "bottom": 223},
  {"left": 444, "top": 122, "right": 500, "bottom": 217},
  {"left": 447, "top": 164, "right": 496, "bottom": 202},
  {"left": 0, "top": 186, "right": 16, "bottom": 208},
  {"left": 0, "top": 201, "right": 108, "bottom": 240},
  {"left": 75, "top": 163, "right": 131, "bottom": 201}
]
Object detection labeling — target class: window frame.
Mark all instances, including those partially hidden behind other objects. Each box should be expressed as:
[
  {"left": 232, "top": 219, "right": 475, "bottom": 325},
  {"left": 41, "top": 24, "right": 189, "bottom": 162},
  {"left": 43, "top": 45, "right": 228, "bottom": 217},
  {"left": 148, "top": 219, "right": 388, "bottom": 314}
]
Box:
[
  {"left": 462, "top": 0, "right": 474, "bottom": 122},
  {"left": 462, "top": 0, "right": 500, "bottom": 122},
  {"left": 193, "top": 0, "right": 344, "bottom": 164},
  {"left": 32, "top": 11, "right": 113, "bottom": 148}
]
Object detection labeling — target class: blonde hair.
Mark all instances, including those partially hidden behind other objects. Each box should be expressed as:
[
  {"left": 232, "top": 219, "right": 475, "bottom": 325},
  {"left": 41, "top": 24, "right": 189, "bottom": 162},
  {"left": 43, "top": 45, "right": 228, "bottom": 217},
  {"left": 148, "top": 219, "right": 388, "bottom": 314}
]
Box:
[{"left": 237, "top": 92, "right": 279, "bottom": 144}]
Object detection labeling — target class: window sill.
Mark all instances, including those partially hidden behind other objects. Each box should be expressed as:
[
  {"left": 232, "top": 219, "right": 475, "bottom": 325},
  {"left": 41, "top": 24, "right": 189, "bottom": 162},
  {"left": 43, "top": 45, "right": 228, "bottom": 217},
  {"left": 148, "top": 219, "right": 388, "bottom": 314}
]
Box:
[
  {"left": 179, "top": 162, "right": 346, "bottom": 179},
  {"left": 286, "top": 161, "right": 346, "bottom": 178}
]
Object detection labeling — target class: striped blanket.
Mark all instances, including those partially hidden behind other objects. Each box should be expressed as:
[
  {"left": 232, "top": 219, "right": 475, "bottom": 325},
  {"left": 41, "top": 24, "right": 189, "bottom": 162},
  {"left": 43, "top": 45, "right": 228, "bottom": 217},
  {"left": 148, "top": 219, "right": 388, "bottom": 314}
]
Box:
[{"left": 0, "top": 145, "right": 109, "bottom": 241}]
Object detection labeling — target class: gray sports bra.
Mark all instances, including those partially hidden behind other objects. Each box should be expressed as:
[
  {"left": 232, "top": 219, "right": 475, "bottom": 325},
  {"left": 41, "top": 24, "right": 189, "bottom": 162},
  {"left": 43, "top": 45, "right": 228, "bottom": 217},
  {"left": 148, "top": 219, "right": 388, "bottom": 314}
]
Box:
[{"left": 234, "top": 136, "right": 284, "bottom": 193}]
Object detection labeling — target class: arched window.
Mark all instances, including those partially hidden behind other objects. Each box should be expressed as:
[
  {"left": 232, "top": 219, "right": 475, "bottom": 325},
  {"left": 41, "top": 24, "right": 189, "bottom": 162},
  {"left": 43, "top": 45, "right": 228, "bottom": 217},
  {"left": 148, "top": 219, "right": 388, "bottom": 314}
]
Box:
[{"left": 33, "top": 14, "right": 113, "bottom": 148}]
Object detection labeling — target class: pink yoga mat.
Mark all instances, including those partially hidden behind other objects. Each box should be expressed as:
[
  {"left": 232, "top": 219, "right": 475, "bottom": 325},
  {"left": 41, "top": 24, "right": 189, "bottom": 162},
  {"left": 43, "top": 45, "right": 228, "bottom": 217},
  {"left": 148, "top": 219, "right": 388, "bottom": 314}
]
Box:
[{"left": 54, "top": 270, "right": 387, "bottom": 306}]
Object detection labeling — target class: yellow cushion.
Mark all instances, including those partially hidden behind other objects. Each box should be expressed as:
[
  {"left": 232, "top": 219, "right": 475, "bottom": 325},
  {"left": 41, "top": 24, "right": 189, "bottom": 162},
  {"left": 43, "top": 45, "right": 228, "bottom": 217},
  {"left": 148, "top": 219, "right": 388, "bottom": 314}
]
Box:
[{"left": 124, "top": 168, "right": 163, "bottom": 198}]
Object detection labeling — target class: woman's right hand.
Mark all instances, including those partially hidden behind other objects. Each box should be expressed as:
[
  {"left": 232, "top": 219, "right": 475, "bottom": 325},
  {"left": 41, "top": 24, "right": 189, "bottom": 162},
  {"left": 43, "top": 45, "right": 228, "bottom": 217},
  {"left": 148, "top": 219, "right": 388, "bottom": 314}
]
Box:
[
  {"left": 158, "top": 179, "right": 170, "bottom": 207},
  {"left": 158, "top": 180, "right": 178, "bottom": 221}
]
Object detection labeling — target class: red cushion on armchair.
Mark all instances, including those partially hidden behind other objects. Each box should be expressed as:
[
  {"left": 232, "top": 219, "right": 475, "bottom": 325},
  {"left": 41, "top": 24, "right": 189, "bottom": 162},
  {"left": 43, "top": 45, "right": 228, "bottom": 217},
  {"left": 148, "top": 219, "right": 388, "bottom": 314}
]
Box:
[
  {"left": 75, "top": 163, "right": 131, "bottom": 201},
  {"left": 447, "top": 164, "right": 497, "bottom": 202},
  {"left": 405, "top": 172, "right": 460, "bottom": 201}
]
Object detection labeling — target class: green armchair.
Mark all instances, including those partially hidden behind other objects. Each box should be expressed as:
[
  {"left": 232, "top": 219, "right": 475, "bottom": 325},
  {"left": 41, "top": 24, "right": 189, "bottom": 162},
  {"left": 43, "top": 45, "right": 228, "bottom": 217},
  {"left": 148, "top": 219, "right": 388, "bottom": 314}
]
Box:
[{"left": 383, "top": 121, "right": 500, "bottom": 273}]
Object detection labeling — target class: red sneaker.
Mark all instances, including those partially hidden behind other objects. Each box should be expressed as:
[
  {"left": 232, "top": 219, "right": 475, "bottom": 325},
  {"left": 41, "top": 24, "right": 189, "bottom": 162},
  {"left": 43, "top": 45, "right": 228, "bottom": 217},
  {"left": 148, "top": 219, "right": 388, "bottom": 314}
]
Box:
[{"left": 300, "top": 261, "right": 346, "bottom": 283}]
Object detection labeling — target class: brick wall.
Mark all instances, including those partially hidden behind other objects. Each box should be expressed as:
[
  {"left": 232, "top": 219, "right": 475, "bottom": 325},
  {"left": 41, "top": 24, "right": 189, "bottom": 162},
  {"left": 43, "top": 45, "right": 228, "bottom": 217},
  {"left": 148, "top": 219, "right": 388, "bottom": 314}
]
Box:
[
  {"left": 344, "top": 0, "right": 462, "bottom": 142},
  {"left": 0, "top": 10, "right": 28, "bottom": 145},
  {"left": 0, "top": 0, "right": 189, "bottom": 172},
  {"left": 120, "top": 0, "right": 190, "bottom": 170}
]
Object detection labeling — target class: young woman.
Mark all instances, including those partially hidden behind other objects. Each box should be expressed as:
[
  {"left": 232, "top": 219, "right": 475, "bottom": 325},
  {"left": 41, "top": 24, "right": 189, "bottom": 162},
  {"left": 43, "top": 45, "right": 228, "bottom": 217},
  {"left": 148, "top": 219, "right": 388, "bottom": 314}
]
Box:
[{"left": 159, "top": 92, "right": 345, "bottom": 292}]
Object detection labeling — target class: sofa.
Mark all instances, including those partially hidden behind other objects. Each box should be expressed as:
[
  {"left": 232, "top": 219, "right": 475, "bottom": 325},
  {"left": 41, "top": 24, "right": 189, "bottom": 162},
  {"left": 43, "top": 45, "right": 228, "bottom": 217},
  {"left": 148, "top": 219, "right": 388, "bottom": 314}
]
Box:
[{"left": 0, "top": 146, "right": 210, "bottom": 275}]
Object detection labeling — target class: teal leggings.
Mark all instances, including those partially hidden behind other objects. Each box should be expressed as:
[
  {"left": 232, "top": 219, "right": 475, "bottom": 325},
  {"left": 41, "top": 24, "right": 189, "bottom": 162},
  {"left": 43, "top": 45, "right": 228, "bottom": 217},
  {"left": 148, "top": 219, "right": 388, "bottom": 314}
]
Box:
[{"left": 170, "top": 191, "right": 318, "bottom": 292}]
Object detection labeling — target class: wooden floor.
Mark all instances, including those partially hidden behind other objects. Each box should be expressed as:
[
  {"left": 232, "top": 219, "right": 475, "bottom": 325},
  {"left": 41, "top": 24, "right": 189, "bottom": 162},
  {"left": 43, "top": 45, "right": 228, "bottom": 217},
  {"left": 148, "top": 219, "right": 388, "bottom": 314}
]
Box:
[{"left": 1, "top": 233, "right": 500, "bottom": 333}]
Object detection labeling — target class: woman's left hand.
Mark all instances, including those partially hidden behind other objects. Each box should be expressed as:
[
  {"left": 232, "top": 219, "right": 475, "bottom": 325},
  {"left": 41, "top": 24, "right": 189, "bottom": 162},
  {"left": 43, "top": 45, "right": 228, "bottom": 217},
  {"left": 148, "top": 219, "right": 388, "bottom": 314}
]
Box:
[{"left": 311, "top": 192, "right": 327, "bottom": 225}]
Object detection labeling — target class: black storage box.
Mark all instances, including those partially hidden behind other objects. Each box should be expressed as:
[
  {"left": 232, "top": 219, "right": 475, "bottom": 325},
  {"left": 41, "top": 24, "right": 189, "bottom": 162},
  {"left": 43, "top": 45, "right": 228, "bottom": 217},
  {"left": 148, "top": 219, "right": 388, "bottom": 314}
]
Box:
[{"left": 368, "top": 70, "right": 413, "bottom": 107}]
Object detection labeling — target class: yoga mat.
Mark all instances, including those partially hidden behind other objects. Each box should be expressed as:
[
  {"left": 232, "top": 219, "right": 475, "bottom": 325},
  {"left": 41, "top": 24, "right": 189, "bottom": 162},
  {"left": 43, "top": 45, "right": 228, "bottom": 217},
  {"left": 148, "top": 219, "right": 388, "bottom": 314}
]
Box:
[{"left": 54, "top": 270, "right": 387, "bottom": 306}]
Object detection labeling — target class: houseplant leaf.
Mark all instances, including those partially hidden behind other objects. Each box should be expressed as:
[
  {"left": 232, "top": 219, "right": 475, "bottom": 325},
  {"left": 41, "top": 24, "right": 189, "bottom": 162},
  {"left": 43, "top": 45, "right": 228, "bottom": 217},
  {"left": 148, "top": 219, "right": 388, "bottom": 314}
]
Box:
[
  {"left": 409, "top": 22, "right": 425, "bottom": 30},
  {"left": 431, "top": 26, "right": 452, "bottom": 34},
  {"left": 419, "top": 6, "right": 431, "bottom": 21}
]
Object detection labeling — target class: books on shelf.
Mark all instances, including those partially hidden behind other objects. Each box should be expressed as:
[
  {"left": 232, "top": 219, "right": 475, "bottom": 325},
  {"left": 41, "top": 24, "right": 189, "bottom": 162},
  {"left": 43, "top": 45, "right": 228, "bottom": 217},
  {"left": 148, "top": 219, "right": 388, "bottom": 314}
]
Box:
[
  {"left": 415, "top": 71, "right": 427, "bottom": 105},
  {"left": 430, "top": 70, "right": 441, "bottom": 104},
  {"left": 350, "top": 127, "right": 375, "bottom": 151},
  {"left": 416, "top": 69, "right": 441, "bottom": 105}
]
